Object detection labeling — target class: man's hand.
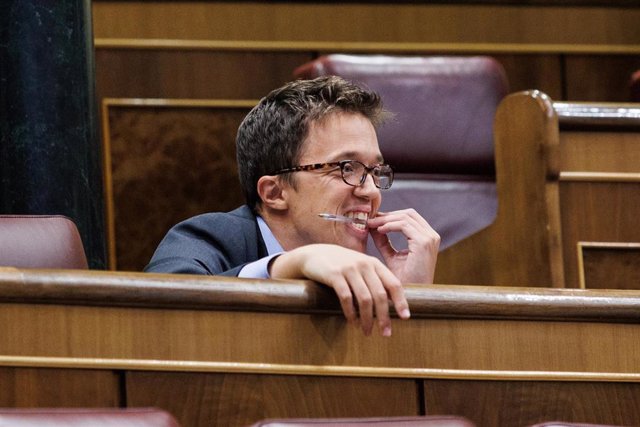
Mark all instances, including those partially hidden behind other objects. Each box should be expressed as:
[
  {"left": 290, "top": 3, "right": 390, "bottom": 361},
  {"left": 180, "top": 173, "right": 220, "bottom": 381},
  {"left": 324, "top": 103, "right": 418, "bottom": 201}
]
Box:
[
  {"left": 268, "top": 244, "right": 410, "bottom": 337},
  {"left": 368, "top": 209, "right": 440, "bottom": 285}
]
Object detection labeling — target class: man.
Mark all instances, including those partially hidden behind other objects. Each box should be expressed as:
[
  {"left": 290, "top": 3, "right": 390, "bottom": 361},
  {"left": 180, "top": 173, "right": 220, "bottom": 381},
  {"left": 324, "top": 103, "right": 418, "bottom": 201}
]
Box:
[{"left": 145, "top": 76, "right": 440, "bottom": 337}]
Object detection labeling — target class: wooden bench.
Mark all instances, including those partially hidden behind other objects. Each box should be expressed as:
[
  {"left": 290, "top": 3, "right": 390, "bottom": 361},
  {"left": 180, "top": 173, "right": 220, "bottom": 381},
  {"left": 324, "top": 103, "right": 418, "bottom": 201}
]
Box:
[{"left": 436, "top": 91, "right": 640, "bottom": 289}]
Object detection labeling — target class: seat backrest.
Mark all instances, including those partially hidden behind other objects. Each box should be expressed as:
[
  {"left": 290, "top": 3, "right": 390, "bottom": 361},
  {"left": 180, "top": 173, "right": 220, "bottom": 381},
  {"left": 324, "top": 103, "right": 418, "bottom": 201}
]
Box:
[
  {"left": 293, "top": 55, "right": 509, "bottom": 250},
  {"left": 0, "top": 408, "right": 180, "bottom": 427},
  {"left": 0, "top": 215, "right": 88, "bottom": 269},
  {"left": 250, "top": 415, "right": 476, "bottom": 427},
  {"left": 295, "top": 55, "right": 507, "bottom": 176}
]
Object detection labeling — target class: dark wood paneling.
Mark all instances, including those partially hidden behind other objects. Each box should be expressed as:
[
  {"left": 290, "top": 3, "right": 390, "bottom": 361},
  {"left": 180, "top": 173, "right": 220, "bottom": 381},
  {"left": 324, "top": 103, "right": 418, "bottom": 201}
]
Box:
[
  {"left": 94, "top": 48, "right": 568, "bottom": 103},
  {"left": 560, "top": 181, "right": 640, "bottom": 289},
  {"left": 105, "top": 105, "right": 249, "bottom": 271},
  {"left": 0, "top": 367, "right": 120, "bottom": 407},
  {"left": 126, "top": 371, "right": 420, "bottom": 427},
  {"left": 92, "top": 3, "right": 640, "bottom": 46},
  {"left": 91, "top": 1, "right": 640, "bottom": 6},
  {"left": 565, "top": 55, "right": 640, "bottom": 102},
  {"left": 581, "top": 244, "right": 640, "bottom": 290},
  {"left": 494, "top": 54, "right": 563, "bottom": 100},
  {"left": 95, "top": 49, "right": 314, "bottom": 101},
  {"left": 424, "top": 379, "right": 640, "bottom": 427}
]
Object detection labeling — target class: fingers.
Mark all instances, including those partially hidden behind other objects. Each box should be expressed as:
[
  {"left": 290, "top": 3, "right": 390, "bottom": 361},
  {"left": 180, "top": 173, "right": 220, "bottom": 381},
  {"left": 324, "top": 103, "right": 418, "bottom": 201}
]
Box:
[
  {"left": 333, "top": 259, "right": 396, "bottom": 336},
  {"left": 373, "top": 209, "right": 432, "bottom": 236},
  {"left": 340, "top": 268, "right": 375, "bottom": 336},
  {"left": 356, "top": 266, "right": 391, "bottom": 336},
  {"left": 322, "top": 256, "right": 407, "bottom": 337},
  {"left": 375, "top": 263, "right": 410, "bottom": 321},
  {"left": 367, "top": 210, "right": 440, "bottom": 285},
  {"left": 329, "top": 275, "right": 359, "bottom": 325},
  {"left": 370, "top": 209, "right": 440, "bottom": 254},
  {"left": 274, "top": 244, "right": 410, "bottom": 337}
]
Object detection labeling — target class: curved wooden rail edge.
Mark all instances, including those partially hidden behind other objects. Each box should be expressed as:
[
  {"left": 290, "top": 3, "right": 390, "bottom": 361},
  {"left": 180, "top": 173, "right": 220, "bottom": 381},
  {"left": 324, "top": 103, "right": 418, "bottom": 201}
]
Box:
[
  {"left": 0, "top": 267, "right": 342, "bottom": 314},
  {"left": 1, "top": 268, "right": 640, "bottom": 322},
  {"left": 555, "top": 101, "right": 640, "bottom": 129}
]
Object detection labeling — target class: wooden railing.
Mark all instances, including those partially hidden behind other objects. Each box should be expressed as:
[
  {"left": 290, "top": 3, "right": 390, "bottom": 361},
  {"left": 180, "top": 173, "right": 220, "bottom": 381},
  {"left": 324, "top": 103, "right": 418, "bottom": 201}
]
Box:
[
  {"left": 2, "top": 269, "right": 640, "bottom": 425},
  {"left": 2, "top": 268, "right": 640, "bottom": 319},
  {"left": 436, "top": 92, "right": 640, "bottom": 288}
]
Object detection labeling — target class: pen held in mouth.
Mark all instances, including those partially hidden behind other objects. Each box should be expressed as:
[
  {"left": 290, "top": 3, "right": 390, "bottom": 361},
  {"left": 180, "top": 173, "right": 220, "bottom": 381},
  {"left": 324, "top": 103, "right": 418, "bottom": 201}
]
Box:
[{"left": 318, "top": 213, "right": 368, "bottom": 226}]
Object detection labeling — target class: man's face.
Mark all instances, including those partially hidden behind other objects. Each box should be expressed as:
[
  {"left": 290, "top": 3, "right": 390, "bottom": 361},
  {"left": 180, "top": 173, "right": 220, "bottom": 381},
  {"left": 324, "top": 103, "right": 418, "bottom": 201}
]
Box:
[{"left": 280, "top": 112, "right": 383, "bottom": 253}]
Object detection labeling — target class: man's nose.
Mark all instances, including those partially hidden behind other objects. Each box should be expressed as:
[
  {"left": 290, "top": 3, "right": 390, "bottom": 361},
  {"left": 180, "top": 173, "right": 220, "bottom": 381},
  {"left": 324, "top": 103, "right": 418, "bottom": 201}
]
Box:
[{"left": 354, "top": 172, "right": 380, "bottom": 198}]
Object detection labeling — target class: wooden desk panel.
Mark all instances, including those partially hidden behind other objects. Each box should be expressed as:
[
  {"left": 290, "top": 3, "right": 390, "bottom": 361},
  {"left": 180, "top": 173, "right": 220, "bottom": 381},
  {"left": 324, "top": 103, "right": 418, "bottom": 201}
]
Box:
[
  {"left": 556, "top": 101, "right": 640, "bottom": 288},
  {"left": 560, "top": 131, "right": 640, "bottom": 173},
  {"left": 4, "top": 301, "right": 640, "bottom": 373},
  {"left": 2, "top": 270, "right": 640, "bottom": 425},
  {"left": 95, "top": 49, "right": 313, "bottom": 101},
  {"left": 92, "top": 2, "right": 640, "bottom": 46},
  {"left": 579, "top": 243, "right": 640, "bottom": 290},
  {"left": 0, "top": 367, "right": 120, "bottom": 408},
  {"left": 126, "top": 372, "right": 419, "bottom": 427},
  {"left": 424, "top": 380, "right": 640, "bottom": 427},
  {"left": 3, "top": 269, "right": 640, "bottom": 372},
  {"left": 560, "top": 181, "right": 640, "bottom": 288}
]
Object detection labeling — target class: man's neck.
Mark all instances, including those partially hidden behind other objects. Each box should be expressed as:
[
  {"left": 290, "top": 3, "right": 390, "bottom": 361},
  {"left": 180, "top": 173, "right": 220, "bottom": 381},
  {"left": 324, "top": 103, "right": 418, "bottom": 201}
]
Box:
[{"left": 258, "top": 209, "right": 300, "bottom": 252}]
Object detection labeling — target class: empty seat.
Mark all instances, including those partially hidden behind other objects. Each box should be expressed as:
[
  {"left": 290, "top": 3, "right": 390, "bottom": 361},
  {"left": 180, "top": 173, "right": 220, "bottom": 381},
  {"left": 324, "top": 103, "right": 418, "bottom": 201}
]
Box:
[
  {"left": 0, "top": 215, "right": 88, "bottom": 269},
  {"left": 0, "top": 407, "right": 180, "bottom": 427}
]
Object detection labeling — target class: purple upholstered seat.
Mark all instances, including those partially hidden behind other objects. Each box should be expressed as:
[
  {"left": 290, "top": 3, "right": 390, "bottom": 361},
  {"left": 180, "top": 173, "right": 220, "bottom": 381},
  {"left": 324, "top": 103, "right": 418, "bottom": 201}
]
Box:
[
  {"left": 0, "top": 408, "right": 180, "bottom": 427},
  {"left": 0, "top": 214, "right": 88, "bottom": 269}
]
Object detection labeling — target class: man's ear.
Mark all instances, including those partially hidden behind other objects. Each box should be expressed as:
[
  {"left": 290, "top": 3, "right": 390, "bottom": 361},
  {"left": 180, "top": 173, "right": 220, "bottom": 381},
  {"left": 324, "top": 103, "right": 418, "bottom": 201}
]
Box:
[{"left": 257, "top": 175, "right": 289, "bottom": 211}]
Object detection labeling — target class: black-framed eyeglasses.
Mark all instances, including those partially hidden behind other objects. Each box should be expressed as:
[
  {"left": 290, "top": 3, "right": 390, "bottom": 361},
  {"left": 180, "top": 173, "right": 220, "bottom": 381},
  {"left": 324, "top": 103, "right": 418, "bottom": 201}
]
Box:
[{"left": 272, "top": 160, "right": 394, "bottom": 190}]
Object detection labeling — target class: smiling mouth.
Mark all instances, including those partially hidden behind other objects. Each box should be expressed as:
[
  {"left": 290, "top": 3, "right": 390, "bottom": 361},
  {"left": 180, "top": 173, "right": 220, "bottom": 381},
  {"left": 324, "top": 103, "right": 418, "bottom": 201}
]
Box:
[
  {"left": 344, "top": 212, "right": 369, "bottom": 230},
  {"left": 318, "top": 213, "right": 369, "bottom": 229}
]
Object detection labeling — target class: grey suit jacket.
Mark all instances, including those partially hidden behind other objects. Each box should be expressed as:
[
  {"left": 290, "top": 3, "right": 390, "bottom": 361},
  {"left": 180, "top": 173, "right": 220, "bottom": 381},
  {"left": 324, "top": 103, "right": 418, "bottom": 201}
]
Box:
[{"left": 144, "top": 205, "right": 268, "bottom": 276}]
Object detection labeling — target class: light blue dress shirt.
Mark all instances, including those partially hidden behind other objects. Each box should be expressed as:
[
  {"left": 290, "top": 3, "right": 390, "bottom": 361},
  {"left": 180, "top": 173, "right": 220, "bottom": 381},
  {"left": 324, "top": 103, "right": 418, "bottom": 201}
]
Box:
[{"left": 237, "top": 215, "right": 284, "bottom": 279}]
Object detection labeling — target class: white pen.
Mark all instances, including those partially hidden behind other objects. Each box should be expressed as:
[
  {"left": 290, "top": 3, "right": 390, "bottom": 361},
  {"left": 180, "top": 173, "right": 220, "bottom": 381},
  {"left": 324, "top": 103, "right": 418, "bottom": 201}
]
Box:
[{"left": 318, "top": 213, "right": 368, "bottom": 226}]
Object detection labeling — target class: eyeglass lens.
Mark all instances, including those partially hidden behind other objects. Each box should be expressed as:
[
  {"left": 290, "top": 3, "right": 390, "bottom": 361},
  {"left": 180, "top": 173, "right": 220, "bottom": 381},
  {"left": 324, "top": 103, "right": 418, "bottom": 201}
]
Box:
[{"left": 342, "top": 161, "right": 392, "bottom": 189}]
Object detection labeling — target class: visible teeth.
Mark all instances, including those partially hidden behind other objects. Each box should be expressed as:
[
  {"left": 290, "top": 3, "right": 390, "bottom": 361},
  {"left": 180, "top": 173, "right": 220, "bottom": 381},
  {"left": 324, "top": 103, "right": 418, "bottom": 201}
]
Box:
[
  {"left": 346, "top": 212, "right": 369, "bottom": 220},
  {"left": 345, "top": 212, "right": 368, "bottom": 230}
]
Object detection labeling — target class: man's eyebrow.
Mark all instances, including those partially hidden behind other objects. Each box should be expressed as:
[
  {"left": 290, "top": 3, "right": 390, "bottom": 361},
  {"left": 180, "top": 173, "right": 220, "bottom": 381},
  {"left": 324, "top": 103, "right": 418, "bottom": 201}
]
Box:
[{"left": 330, "top": 151, "right": 385, "bottom": 163}]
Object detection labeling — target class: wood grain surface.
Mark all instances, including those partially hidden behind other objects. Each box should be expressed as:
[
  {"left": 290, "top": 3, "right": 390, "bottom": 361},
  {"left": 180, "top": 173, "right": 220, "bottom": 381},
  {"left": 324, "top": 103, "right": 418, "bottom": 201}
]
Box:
[{"left": 2, "top": 271, "right": 640, "bottom": 425}]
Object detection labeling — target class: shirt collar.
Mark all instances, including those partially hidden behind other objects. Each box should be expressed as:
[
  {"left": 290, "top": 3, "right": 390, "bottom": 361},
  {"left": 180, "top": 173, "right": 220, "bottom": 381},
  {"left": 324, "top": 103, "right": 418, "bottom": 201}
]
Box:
[{"left": 256, "top": 215, "right": 284, "bottom": 255}]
